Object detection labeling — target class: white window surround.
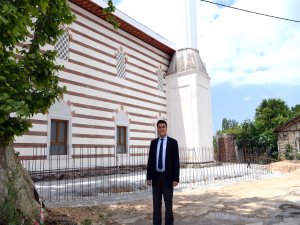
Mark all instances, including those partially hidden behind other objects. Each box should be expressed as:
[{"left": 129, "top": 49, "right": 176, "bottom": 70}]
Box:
[
  {"left": 115, "top": 111, "right": 129, "bottom": 154},
  {"left": 47, "top": 101, "right": 72, "bottom": 159}
]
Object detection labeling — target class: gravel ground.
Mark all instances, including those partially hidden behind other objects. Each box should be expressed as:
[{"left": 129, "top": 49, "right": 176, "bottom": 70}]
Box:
[
  {"left": 46, "top": 160, "right": 300, "bottom": 225},
  {"left": 44, "top": 163, "right": 273, "bottom": 207}
]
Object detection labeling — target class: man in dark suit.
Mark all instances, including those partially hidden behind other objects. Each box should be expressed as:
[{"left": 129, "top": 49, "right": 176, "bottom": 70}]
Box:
[{"left": 146, "top": 120, "right": 180, "bottom": 225}]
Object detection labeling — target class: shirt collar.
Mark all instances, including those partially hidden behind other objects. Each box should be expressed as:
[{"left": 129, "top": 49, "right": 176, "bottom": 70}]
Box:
[{"left": 159, "top": 136, "right": 167, "bottom": 141}]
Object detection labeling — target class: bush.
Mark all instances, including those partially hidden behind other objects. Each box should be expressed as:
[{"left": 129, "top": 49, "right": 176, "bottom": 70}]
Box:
[
  {"left": 296, "top": 152, "right": 300, "bottom": 160},
  {"left": 272, "top": 151, "right": 278, "bottom": 159},
  {"left": 284, "top": 144, "right": 295, "bottom": 160}
]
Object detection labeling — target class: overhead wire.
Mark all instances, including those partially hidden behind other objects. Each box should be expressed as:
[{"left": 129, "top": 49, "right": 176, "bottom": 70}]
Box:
[{"left": 198, "top": 0, "right": 300, "bottom": 23}]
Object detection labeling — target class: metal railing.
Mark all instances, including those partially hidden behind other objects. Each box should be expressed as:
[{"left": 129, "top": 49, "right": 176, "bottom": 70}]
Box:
[{"left": 19, "top": 146, "right": 272, "bottom": 203}]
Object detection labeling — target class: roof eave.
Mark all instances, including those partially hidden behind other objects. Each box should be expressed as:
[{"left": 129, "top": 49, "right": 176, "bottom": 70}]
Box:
[
  {"left": 69, "top": 0, "right": 176, "bottom": 56},
  {"left": 275, "top": 115, "right": 300, "bottom": 132}
]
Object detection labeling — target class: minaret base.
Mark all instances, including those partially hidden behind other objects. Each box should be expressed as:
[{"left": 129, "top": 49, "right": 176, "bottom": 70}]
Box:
[{"left": 166, "top": 48, "right": 213, "bottom": 161}]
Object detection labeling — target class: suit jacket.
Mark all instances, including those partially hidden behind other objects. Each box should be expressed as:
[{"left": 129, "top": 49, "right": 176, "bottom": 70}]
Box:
[{"left": 146, "top": 136, "right": 180, "bottom": 186}]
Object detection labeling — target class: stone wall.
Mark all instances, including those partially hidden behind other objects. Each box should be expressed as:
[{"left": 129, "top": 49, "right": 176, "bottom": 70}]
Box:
[{"left": 277, "top": 120, "right": 300, "bottom": 157}]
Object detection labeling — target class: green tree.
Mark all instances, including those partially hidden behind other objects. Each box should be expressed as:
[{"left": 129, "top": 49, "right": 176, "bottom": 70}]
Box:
[
  {"left": 0, "top": 0, "right": 74, "bottom": 146},
  {"left": 220, "top": 118, "right": 240, "bottom": 135},
  {"left": 221, "top": 118, "right": 239, "bottom": 131},
  {"left": 0, "top": 1, "right": 74, "bottom": 224},
  {"left": 221, "top": 118, "right": 229, "bottom": 131},
  {"left": 254, "top": 98, "right": 290, "bottom": 131},
  {"left": 254, "top": 98, "right": 290, "bottom": 157},
  {"left": 219, "top": 99, "right": 300, "bottom": 159},
  {"left": 290, "top": 104, "right": 300, "bottom": 119},
  {"left": 236, "top": 119, "right": 257, "bottom": 151},
  {"left": 0, "top": 1, "right": 115, "bottom": 224}
]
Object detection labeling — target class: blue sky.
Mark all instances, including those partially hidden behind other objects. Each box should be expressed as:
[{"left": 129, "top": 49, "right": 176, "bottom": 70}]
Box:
[{"left": 111, "top": 0, "right": 300, "bottom": 133}]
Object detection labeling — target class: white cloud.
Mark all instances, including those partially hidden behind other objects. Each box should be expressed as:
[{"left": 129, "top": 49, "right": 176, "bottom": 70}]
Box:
[
  {"left": 116, "top": 0, "right": 300, "bottom": 87},
  {"left": 243, "top": 96, "right": 252, "bottom": 101}
]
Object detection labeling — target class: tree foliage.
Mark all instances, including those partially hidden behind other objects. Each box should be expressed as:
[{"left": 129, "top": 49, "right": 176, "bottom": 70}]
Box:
[
  {"left": 253, "top": 98, "right": 290, "bottom": 156},
  {"left": 235, "top": 119, "right": 256, "bottom": 149},
  {"left": 221, "top": 118, "right": 239, "bottom": 131},
  {"left": 0, "top": 1, "right": 116, "bottom": 224},
  {"left": 218, "top": 98, "right": 299, "bottom": 158},
  {"left": 102, "top": 0, "right": 120, "bottom": 28},
  {"left": 290, "top": 104, "right": 300, "bottom": 118},
  {"left": 254, "top": 98, "right": 290, "bottom": 131},
  {"left": 0, "top": 0, "right": 117, "bottom": 147},
  {"left": 0, "top": 0, "right": 75, "bottom": 147}
]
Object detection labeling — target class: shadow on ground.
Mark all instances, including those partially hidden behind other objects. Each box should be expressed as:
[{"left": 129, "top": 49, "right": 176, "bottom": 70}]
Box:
[{"left": 48, "top": 188, "right": 300, "bottom": 225}]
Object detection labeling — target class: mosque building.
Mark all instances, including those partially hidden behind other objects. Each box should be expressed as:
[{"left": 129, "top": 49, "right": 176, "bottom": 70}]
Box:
[{"left": 15, "top": 0, "right": 213, "bottom": 167}]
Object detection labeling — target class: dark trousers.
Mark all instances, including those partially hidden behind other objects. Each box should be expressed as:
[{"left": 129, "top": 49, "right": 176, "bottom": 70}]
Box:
[{"left": 152, "top": 172, "right": 174, "bottom": 225}]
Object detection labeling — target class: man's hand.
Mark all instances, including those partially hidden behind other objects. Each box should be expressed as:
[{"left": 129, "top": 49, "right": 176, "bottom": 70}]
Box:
[
  {"left": 173, "top": 181, "right": 178, "bottom": 187},
  {"left": 146, "top": 180, "right": 152, "bottom": 186}
]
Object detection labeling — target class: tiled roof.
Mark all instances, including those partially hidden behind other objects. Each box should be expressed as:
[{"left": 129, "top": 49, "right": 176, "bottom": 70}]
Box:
[
  {"left": 275, "top": 114, "right": 300, "bottom": 132},
  {"left": 70, "top": 0, "right": 175, "bottom": 55}
]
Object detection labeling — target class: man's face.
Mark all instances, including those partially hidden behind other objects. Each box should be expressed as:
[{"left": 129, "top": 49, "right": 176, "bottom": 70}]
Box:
[{"left": 157, "top": 123, "right": 167, "bottom": 138}]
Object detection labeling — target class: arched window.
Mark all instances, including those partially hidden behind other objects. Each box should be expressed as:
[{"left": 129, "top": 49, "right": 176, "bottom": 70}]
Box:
[
  {"left": 157, "top": 65, "right": 165, "bottom": 91},
  {"left": 115, "top": 111, "right": 129, "bottom": 154},
  {"left": 115, "top": 47, "right": 126, "bottom": 79},
  {"left": 54, "top": 29, "right": 70, "bottom": 60},
  {"left": 48, "top": 101, "right": 72, "bottom": 155}
]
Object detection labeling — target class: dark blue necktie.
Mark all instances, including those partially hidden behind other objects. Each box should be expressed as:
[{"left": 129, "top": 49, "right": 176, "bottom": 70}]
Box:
[{"left": 158, "top": 139, "right": 164, "bottom": 170}]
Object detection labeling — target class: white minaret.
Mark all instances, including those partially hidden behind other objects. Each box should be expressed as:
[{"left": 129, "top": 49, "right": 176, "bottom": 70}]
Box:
[
  {"left": 166, "top": 0, "right": 213, "bottom": 161},
  {"left": 176, "top": 0, "right": 198, "bottom": 50}
]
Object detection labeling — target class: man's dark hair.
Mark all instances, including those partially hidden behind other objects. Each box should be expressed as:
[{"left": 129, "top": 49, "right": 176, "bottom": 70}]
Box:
[{"left": 157, "top": 120, "right": 167, "bottom": 128}]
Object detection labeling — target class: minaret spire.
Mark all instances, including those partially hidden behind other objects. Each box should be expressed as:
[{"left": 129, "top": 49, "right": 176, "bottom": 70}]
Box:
[{"left": 177, "top": 0, "right": 198, "bottom": 50}]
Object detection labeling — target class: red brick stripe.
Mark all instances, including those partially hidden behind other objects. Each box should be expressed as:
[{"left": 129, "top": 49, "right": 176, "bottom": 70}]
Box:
[
  {"left": 61, "top": 78, "right": 165, "bottom": 107},
  {"left": 73, "top": 113, "right": 114, "bottom": 121},
  {"left": 13, "top": 143, "right": 47, "bottom": 148},
  {"left": 66, "top": 90, "right": 166, "bottom": 114},
  {"left": 71, "top": 8, "right": 170, "bottom": 63},
  {"left": 18, "top": 155, "right": 47, "bottom": 160},
  {"left": 73, "top": 123, "right": 114, "bottom": 130},
  {"left": 29, "top": 119, "right": 47, "bottom": 124},
  {"left": 72, "top": 153, "right": 114, "bottom": 159},
  {"left": 62, "top": 68, "right": 166, "bottom": 100},
  {"left": 72, "top": 133, "right": 114, "bottom": 139}
]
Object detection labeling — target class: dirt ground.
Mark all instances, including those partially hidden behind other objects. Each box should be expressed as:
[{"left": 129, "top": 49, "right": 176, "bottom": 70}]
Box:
[{"left": 47, "top": 160, "right": 300, "bottom": 225}]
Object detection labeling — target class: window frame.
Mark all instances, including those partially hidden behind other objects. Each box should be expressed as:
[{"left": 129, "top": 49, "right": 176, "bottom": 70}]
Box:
[
  {"left": 50, "top": 119, "right": 68, "bottom": 155},
  {"left": 116, "top": 125, "right": 127, "bottom": 154},
  {"left": 283, "top": 132, "right": 288, "bottom": 140}
]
